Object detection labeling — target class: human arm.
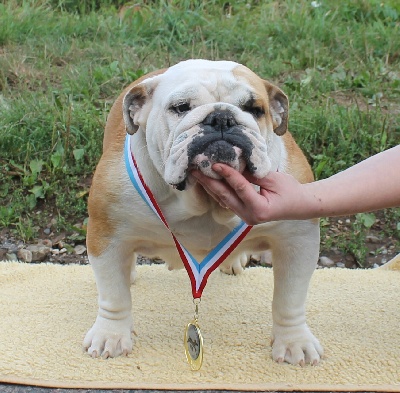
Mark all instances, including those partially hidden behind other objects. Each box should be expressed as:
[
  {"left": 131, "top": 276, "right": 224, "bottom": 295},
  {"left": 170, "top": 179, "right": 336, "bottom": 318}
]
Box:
[{"left": 191, "top": 145, "right": 400, "bottom": 224}]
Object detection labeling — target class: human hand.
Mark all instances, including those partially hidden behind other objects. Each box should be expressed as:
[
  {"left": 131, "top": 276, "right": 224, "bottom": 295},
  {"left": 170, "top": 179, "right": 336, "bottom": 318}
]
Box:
[{"left": 192, "top": 164, "right": 311, "bottom": 224}]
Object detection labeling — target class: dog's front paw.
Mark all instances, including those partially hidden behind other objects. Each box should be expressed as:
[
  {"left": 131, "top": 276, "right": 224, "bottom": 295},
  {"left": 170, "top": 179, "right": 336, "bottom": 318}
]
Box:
[
  {"left": 83, "top": 315, "right": 133, "bottom": 358},
  {"left": 271, "top": 324, "right": 323, "bottom": 366}
]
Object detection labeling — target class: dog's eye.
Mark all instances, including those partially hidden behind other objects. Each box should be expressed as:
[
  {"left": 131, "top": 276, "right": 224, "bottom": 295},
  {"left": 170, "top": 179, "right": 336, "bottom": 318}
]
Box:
[
  {"left": 171, "top": 102, "right": 191, "bottom": 115},
  {"left": 243, "top": 105, "right": 265, "bottom": 118}
]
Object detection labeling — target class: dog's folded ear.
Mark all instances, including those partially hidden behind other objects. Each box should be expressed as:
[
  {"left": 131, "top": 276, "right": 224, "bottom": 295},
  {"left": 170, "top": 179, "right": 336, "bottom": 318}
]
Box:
[
  {"left": 122, "top": 73, "right": 163, "bottom": 134},
  {"left": 123, "top": 84, "right": 146, "bottom": 134},
  {"left": 264, "top": 81, "right": 289, "bottom": 136}
]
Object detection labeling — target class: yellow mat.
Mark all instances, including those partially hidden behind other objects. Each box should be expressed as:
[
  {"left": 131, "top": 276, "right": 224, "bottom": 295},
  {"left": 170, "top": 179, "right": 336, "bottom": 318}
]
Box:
[{"left": 0, "top": 260, "right": 399, "bottom": 391}]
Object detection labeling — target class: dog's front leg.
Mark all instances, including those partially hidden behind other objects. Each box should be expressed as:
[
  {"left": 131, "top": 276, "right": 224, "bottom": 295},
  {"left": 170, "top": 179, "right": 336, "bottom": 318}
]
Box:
[
  {"left": 83, "top": 246, "right": 134, "bottom": 358},
  {"left": 270, "top": 221, "right": 323, "bottom": 366}
]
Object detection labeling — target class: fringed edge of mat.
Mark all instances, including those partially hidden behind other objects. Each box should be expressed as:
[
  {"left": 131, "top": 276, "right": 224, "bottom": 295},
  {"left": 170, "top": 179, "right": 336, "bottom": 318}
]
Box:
[{"left": 1, "top": 376, "right": 400, "bottom": 392}]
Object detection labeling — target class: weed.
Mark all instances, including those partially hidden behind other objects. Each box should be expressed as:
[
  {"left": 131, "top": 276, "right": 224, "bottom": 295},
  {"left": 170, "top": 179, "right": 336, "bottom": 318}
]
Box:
[
  {"left": 13, "top": 217, "right": 38, "bottom": 242},
  {"left": 0, "top": 206, "right": 15, "bottom": 228}
]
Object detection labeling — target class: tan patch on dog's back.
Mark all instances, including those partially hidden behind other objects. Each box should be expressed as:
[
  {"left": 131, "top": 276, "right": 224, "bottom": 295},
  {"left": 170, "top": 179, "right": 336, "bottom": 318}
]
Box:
[
  {"left": 86, "top": 155, "right": 121, "bottom": 256},
  {"left": 282, "top": 132, "right": 314, "bottom": 184}
]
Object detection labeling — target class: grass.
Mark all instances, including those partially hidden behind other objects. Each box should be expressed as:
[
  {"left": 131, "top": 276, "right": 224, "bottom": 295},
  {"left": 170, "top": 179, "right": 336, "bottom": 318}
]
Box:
[{"left": 0, "top": 0, "right": 399, "bottom": 264}]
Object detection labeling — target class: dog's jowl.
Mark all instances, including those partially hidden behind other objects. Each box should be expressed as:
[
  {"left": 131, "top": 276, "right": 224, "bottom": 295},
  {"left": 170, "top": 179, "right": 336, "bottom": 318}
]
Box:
[{"left": 84, "top": 59, "right": 323, "bottom": 366}]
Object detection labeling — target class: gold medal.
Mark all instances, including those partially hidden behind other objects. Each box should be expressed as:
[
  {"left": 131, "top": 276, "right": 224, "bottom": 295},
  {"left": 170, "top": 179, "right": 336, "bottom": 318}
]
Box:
[
  {"left": 184, "top": 300, "right": 203, "bottom": 370},
  {"left": 184, "top": 319, "right": 203, "bottom": 370}
]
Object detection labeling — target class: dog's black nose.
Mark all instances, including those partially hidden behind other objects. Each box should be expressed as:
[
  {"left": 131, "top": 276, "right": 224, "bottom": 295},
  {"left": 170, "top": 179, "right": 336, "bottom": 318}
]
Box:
[{"left": 201, "top": 110, "right": 237, "bottom": 133}]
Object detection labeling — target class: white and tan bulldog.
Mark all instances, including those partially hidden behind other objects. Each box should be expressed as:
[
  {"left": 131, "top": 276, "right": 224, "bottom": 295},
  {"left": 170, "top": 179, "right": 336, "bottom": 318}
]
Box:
[{"left": 84, "top": 59, "right": 323, "bottom": 366}]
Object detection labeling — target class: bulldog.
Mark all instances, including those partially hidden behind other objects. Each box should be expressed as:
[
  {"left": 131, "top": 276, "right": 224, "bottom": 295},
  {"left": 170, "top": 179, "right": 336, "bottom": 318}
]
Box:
[{"left": 84, "top": 59, "right": 323, "bottom": 366}]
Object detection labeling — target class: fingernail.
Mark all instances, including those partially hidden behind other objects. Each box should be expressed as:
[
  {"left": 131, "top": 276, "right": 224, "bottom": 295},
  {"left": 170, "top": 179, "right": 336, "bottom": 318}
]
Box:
[{"left": 213, "top": 164, "right": 223, "bottom": 172}]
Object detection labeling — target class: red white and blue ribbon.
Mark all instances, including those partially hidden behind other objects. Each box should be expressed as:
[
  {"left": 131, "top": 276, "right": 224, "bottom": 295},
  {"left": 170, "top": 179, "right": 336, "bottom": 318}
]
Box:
[{"left": 124, "top": 134, "right": 252, "bottom": 298}]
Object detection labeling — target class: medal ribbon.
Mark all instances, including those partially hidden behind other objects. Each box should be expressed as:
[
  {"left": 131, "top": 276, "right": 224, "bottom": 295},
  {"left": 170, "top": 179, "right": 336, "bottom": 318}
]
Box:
[{"left": 124, "top": 134, "right": 253, "bottom": 298}]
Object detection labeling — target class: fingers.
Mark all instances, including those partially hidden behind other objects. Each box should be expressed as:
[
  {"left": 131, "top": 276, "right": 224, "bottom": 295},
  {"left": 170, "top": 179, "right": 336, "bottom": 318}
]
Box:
[
  {"left": 211, "top": 164, "right": 262, "bottom": 205},
  {"left": 192, "top": 165, "right": 281, "bottom": 224},
  {"left": 192, "top": 168, "right": 246, "bottom": 211},
  {"left": 197, "top": 178, "right": 227, "bottom": 207},
  {"left": 192, "top": 170, "right": 234, "bottom": 206}
]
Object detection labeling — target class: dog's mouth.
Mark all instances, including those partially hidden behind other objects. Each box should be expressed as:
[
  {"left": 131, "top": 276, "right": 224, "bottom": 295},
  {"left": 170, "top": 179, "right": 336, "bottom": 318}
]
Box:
[
  {"left": 188, "top": 138, "right": 253, "bottom": 178},
  {"left": 165, "top": 127, "right": 266, "bottom": 191},
  {"left": 190, "top": 140, "right": 246, "bottom": 175}
]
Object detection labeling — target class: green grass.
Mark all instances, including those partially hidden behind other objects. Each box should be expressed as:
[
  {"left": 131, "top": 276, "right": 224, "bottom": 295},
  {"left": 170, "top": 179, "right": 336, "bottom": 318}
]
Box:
[{"left": 0, "top": 0, "right": 399, "bottom": 263}]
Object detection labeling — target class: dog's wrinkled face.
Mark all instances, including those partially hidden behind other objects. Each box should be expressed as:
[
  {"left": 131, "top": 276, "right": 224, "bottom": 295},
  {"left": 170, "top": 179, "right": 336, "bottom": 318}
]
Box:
[{"left": 123, "top": 60, "right": 288, "bottom": 190}]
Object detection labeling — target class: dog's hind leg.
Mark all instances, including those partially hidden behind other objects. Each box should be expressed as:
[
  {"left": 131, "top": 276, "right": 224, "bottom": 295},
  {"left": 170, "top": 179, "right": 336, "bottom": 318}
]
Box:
[{"left": 130, "top": 253, "right": 138, "bottom": 284}]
